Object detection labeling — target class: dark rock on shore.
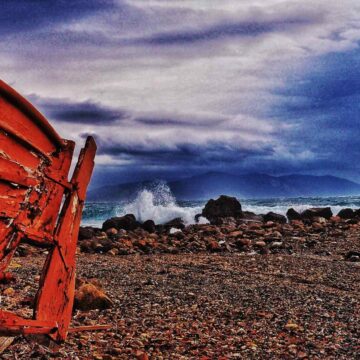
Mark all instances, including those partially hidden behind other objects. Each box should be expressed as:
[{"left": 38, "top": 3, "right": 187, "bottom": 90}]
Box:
[
  {"left": 263, "top": 212, "right": 286, "bottom": 224},
  {"left": 286, "top": 208, "right": 302, "bottom": 221},
  {"left": 164, "top": 217, "right": 185, "bottom": 230},
  {"left": 102, "top": 214, "right": 140, "bottom": 231},
  {"left": 79, "top": 226, "right": 98, "bottom": 240},
  {"left": 242, "top": 211, "right": 263, "bottom": 222},
  {"left": 142, "top": 219, "right": 156, "bottom": 233},
  {"left": 202, "top": 195, "right": 242, "bottom": 223},
  {"left": 301, "top": 207, "right": 333, "bottom": 220},
  {"left": 77, "top": 203, "right": 360, "bottom": 263},
  {"left": 337, "top": 208, "right": 355, "bottom": 219}
]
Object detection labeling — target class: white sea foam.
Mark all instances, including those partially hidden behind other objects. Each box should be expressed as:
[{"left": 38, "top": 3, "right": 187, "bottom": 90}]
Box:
[
  {"left": 121, "top": 183, "right": 207, "bottom": 225},
  {"left": 242, "top": 203, "right": 358, "bottom": 217}
]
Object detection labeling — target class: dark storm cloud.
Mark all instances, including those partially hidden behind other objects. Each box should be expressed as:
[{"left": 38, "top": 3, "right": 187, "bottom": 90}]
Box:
[
  {"left": 30, "top": 96, "right": 128, "bottom": 124},
  {"left": 132, "top": 15, "right": 321, "bottom": 46},
  {"left": 3, "top": 0, "right": 360, "bottom": 184},
  {"left": 85, "top": 132, "right": 275, "bottom": 167},
  {"left": 135, "top": 117, "right": 191, "bottom": 126},
  {"left": 270, "top": 48, "right": 360, "bottom": 173},
  {"left": 135, "top": 115, "right": 226, "bottom": 127},
  {"left": 0, "top": 0, "right": 115, "bottom": 35}
]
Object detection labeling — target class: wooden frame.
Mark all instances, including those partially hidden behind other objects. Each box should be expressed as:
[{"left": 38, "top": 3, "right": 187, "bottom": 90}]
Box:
[{"left": 0, "top": 79, "right": 97, "bottom": 342}]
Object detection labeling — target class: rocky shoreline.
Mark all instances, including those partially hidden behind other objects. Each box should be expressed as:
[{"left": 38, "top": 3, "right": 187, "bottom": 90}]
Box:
[
  {"left": 76, "top": 195, "right": 360, "bottom": 262},
  {"left": 2, "top": 195, "right": 359, "bottom": 358}
]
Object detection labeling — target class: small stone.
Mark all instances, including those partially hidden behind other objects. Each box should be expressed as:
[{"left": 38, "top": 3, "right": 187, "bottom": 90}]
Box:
[
  {"left": 106, "top": 227, "right": 118, "bottom": 236},
  {"left": 235, "top": 238, "right": 251, "bottom": 247},
  {"left": 285, "top": 322, "right": 299, "bottom": 330},
  {"left": 255, "top": 241, "right": 266, "bottom": 248},
  {"left": 228, "top": 230, "right": 243, "bottom": 237},
  {"left": 269, "top": 241, "right": 283, "bottom": 249},
  {"left": 207, "top": 240, "right": 221, "bottom": 252},
  {"left": 107, "top": 248, "right": 119, "bottom": 256},
  {"left": 3, "top": 287, "right": 15, "bottom": 296}
]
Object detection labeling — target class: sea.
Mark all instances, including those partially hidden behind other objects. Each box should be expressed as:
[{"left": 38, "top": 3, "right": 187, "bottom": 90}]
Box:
[{"left": 81, "top": 183, "right": 360, "bottom": 228}]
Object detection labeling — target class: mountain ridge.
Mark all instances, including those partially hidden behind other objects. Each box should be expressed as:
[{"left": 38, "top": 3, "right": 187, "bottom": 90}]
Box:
[{"left": 88, "top": 172, "right": 360, "bottom": 201}]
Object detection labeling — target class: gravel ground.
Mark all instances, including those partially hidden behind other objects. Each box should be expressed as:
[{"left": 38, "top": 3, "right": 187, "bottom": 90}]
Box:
[{"left": 1, "top": 251, "right": 359, "bottom": 359}]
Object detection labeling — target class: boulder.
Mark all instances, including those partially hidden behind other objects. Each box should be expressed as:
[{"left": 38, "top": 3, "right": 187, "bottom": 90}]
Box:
[
  {"left": 164, "top": 217, "right": 185, "bottom": 230},
  {"left": 301, "top": 207, "right": 333, "bottom": 220},
  {"left": 354, "top": 209, "right": 360, "bottom": 218},
  {"left": 202, "top": 195, "right": 242, "bottom": 223},
  {"left": 263, "top": 212, "right": 286, "bottom": 224},
  {"left": 142, "top": 219, "right": 156, "bottom": 233},
  {"left": 74, "top": 278, "right": 113, "bottom": 311},
  {"left": 79, "top": 226, "right": 97, "bottom": 240},
  {"left": 286, "top": 208, "right": 302, "bottom": 221},
  {"left": 102, "top": 214, "right": 140, "bottom": 232},
  {"left": 242, "top": 211, "right": 264, "bottom": 222},
  {"left": 337, "top": 208, "right": 355, "bottom": 219}
]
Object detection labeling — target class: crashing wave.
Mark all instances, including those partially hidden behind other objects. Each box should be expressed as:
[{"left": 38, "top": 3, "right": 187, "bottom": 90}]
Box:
[{"left": 121, "top": 182, "right": 208, "bottom": 225}]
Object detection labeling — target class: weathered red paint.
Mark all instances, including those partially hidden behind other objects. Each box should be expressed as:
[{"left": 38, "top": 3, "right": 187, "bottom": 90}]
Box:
[{"left": 0, "top": 79, "right": 97, "bottom": 342}]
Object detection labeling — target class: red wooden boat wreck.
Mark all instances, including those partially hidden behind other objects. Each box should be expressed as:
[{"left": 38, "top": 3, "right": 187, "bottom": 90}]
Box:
[{"left": 0, "top": 80, "right": 98, "bottom": 342}]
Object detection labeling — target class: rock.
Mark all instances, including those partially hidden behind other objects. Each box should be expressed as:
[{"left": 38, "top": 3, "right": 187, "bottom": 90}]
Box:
[
  {"left": 106, "top": 227, "right": 118, "bottom": 236},
  {"left": 242, "top": 211, "right": 263, "bottom": 222},
  {"left": 235, "top": 238, "right": 251, "bottom": 247},
  {"left": 345, "top": 251, "right": 360, "bottom": 262},
  {"left": 263, "top": 212, "right": 287, "bottom": 224},
  {"left": 74, "top": 278, "right": 113, "bottom": 311},
  {"left": 254, "top": 241, "right": 266, "bottom": 248},
  {"left": 79, "top": 226, "right": 97, "bottom": 240},
  {"left": 3, "top": 287, "right": 15, "bottom": 296},
  {"left": 228, "top": 230, "right": 243, "bottom": 238},
  {"left": 202, "top": 195, "right": 242, "bottom": 223},
  {"left": 269, "top": 241, "right": 283, "bottom": 249},
  {"left": 164, "top": 218, "right": 185, "bottom": 230},
  {"left": 353, "top": 209, "right": 360, "bottom": 217},
  {"left": 337, "top": 208, "right": 355, "bottom": 219},
  {"left": 142, "top": 220, "right": 156, "bottom": 233},
  {"left": 301, "top": 207, "right": 333, "bottom": 220},
  {"left": 79, "top": 240, "right": 92, "bottom": 253},
  {"left": 107, "top": 248, "right": 119, "bottom": 256},
  {"left": 207, "top": 240, "right": 221, "bottom": 252},
  {"left": 96, "top": 238, "right": 113, "bottom": 252},
  {"left": 286, "top": 208, "right": 302, "bottom": 221},
  {"left": 102, "top": 214, "right": 140, "bottom": 232},
  {"left": 313, "top": 217, "right": 327, "bottom": 224}
]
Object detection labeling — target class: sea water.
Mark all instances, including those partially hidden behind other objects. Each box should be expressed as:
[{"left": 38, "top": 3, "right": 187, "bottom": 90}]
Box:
[{"left": 81, "top": 184, "right": 360, "bottom": 227}]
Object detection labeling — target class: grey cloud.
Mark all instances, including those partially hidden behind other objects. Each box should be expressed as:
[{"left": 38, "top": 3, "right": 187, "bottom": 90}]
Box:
[{"left": 29, "top": 96, "right": 128, "bottom": 124}]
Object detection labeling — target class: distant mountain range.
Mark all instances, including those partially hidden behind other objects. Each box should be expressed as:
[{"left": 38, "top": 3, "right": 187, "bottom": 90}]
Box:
[{"left": 87, "top": 172, "right": 360, "bottom": 201}]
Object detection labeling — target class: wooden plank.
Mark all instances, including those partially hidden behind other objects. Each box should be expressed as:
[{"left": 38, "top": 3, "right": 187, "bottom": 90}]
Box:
[
  {"left": 34, "top": 137, "right": 96, "bottom": 342},
  {"left": 0, "top": 96, "right": 57, "bottom": 155},
  {"left": 30, "top": 141, "right": 74, "bottom": 237},
  {"left": 0, "top": 156, "right": 38, "bottom": 187},
  {"left": 0, "top": 80, "right": 64, "bottom": 150},
  {"left": 0, "top": 130, "right": 41, "bottom": 170}
]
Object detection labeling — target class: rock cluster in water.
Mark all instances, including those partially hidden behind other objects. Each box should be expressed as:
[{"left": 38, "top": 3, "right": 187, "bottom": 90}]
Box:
[{"left": 76, "top": 195, "right": 360, "bottom": 262}]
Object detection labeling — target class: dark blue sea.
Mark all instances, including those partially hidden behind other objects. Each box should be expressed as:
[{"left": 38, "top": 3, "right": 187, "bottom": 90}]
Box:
[{"left": 81, "top": 184, "right": 360, "bottom": 227}]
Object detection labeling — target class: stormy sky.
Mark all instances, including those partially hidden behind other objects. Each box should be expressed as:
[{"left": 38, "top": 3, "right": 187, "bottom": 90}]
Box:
[{"left": 2, "top": 0, "right": 360, "bottom": 187}]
